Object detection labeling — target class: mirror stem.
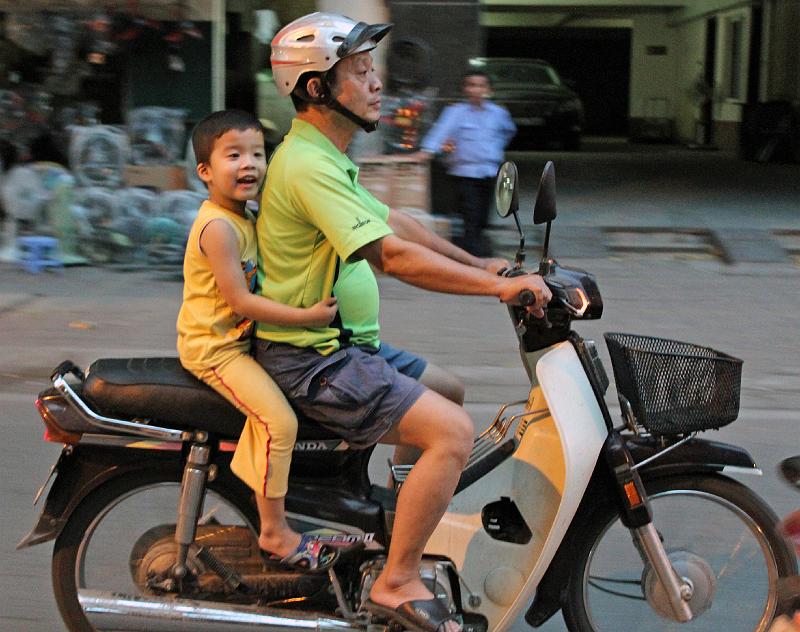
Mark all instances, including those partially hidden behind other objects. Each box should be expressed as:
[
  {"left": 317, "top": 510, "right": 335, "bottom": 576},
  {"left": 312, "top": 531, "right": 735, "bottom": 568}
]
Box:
[
  {"left": 513, "top": 213, "right": 526, "bottom": 266},
  {"left": 542, "top": 221, "right": 552, "bottom": 261}
]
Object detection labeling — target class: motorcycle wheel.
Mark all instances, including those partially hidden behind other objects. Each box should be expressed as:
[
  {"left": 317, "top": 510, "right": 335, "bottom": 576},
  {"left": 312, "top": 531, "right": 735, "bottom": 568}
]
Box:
[
  {"left": 562, "top": 474, "right": 796, "bottom": 632},
  {"left": 51, "top": 467, "right": 257, "bottom": 632}
]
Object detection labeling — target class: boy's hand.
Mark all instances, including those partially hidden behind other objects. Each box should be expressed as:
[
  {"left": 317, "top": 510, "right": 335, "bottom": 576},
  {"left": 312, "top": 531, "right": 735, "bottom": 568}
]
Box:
[{"left": 305, "top": 297, "right": 338, "bottom": 327}]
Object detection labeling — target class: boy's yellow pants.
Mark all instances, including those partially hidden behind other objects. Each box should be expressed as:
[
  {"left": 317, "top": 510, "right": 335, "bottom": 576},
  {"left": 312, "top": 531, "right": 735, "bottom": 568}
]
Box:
[{"left": 192, "top": 353, "right": 297, "bottom": 498}]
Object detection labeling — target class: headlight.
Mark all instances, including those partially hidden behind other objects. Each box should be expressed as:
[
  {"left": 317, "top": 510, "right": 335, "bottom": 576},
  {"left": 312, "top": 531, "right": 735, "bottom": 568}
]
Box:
[{"left": 557, "top": 98, "right": 582, "bottom": 114}]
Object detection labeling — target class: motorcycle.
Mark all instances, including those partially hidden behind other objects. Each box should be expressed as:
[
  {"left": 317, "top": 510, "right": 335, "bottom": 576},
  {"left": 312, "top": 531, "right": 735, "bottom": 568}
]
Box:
[{"left": 19, "top": 160, "right": 796, "bottom": 632}]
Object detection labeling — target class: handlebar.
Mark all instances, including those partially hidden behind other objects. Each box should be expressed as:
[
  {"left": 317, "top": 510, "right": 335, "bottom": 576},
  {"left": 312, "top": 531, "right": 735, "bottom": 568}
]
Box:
[{"left": 518, "top": 289, "right": 536, "bottom": 307}]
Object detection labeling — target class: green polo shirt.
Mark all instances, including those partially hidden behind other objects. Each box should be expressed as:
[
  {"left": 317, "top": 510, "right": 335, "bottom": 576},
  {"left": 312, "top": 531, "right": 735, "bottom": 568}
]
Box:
[{"left": 255, "top": 119, "right": 393, "bottom": 355}]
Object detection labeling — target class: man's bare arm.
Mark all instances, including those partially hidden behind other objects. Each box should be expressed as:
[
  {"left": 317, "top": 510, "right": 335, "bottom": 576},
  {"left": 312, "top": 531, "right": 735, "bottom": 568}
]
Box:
[
  {"left": 356, "top": 234, "right": 550, "bottom": 313},
  {"left": 387, "top": 207, "right": 506, "bottom": 271}
]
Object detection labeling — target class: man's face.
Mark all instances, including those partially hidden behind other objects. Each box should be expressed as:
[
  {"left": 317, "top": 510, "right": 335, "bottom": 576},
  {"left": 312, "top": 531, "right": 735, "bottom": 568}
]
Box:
[
  {"left": 331, "top": 52, "right": 383, "bottom": 125},
  {"left": 463, "top": 74, "right": 491, "bottom": 105},
  {"left": 198, "top": 127, "right": 266, "bottom": 210}
]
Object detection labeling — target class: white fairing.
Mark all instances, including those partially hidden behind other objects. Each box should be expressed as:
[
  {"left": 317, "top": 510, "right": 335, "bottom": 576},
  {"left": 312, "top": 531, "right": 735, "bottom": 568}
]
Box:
[{"left": 425, "top": 341, "right": 608, "bottom": 631}]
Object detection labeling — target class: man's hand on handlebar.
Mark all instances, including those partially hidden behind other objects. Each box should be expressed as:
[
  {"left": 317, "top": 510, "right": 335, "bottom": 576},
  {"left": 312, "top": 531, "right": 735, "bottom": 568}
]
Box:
[
  {"left": 481, "top": 257, "right": 510, "bottom": 275},
  {"left": 499, "top": 275, "right": 552, "bottom": 319}
]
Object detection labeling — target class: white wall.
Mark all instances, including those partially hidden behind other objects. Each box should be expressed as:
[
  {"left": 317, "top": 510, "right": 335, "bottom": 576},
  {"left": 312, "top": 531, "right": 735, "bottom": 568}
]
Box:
[
  {"left": 671, "top": 16, "right": 706, "bottom": 142},
  {"left": 628, "top": 12, "right": 678, "bottom": 121}
]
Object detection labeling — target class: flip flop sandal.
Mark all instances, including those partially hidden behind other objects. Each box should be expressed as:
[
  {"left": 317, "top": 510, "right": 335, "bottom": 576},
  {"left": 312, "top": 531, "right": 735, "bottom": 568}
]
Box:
[
  {"left": 363, "top": 597, "right": 461, "bottom": 632},
  {"left": 262, "top": 535, "right": 340, "bottom": 574}
]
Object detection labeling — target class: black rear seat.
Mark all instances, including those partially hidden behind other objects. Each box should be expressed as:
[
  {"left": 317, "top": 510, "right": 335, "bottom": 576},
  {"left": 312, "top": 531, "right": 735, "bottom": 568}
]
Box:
[{"left": 82, "top": 357, "right": 340, "bottom": 441}]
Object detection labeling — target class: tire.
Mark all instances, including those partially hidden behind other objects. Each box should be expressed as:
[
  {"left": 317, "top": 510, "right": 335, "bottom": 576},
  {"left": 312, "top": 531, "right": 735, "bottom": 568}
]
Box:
[
  {"left": 51, "top": 467, "right": 257, "bottom": 632},
  {"left": 562, "top": 474, "right": 796, "bottom": 632}
]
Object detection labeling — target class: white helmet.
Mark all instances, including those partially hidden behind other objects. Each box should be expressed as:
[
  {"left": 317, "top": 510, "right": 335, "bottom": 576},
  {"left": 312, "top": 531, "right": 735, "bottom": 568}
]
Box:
[{"left": 271, "top": 12, "right": 392, "bottom": 98}]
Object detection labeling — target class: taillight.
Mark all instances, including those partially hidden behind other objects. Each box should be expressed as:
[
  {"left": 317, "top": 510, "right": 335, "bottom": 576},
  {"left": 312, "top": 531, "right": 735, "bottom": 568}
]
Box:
[
  {"left": 35, "top": 398, "right": 81, "bottom": 444},
  {"left": 779, "top": 509, "right": 800, "bottom": 555}
]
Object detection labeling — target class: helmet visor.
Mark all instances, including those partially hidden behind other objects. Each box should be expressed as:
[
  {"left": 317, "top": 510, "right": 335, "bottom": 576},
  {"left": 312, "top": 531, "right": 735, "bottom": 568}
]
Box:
[{"left": 337, "top": 21, "right": 392, "bottom": 58}]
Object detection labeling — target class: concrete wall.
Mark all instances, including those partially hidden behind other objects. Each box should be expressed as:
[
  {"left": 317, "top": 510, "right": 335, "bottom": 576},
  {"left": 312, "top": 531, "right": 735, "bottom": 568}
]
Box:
[
  {"left": 628, "top": 11, "right": 678, "bottom": 129},
  {"left": 764, "top": 0, "right": 800, "bottom": 102},
  {"left": 671, "top": 15, "right": 706, "bottom": 142}
]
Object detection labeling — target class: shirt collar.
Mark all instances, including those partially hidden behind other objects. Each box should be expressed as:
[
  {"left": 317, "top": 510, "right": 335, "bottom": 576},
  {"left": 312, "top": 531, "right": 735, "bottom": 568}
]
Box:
[{"left": 288, "top": 118, "right": 359, "bottom": 182}]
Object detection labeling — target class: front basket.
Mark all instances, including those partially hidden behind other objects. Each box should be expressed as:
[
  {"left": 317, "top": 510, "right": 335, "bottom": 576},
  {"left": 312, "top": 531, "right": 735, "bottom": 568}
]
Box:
[{"left": 604, "top": 332, "right": 743, "bottom": 436}]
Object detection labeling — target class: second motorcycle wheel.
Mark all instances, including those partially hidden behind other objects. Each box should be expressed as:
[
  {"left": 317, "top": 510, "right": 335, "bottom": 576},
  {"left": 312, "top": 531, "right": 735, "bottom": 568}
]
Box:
[
  {"left": 51, "top": 467, "right": 257, "bottom": 632},
  {"left": 562, "top": 473, "right": 796, "bottom": 632}
]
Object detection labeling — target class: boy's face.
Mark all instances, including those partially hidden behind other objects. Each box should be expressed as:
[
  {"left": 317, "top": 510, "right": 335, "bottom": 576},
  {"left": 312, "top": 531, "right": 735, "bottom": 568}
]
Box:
[
  {"left": 197, "top": 127, "right": 266, "bottom": 211},
  {"left": 463, "top": 74, "right": 491, "bottom": 105}
]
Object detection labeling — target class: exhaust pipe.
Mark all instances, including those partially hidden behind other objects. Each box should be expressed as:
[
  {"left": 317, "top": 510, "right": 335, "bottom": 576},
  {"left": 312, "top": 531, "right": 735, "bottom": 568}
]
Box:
[{"left": 79, "top": 590, "right": 361, "bottom": 632}]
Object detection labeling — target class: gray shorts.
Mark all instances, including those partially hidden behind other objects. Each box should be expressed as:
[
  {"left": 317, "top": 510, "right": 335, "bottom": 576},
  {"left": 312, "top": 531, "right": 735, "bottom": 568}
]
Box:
[{"left": 253, "top": 340, "right": 427, "bottom": 449}]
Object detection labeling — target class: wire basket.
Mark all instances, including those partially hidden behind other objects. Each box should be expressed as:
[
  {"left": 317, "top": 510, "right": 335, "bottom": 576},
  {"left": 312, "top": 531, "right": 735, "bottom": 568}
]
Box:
[{"left": 604, "top": 333, "right": 742, "bottom": 436}]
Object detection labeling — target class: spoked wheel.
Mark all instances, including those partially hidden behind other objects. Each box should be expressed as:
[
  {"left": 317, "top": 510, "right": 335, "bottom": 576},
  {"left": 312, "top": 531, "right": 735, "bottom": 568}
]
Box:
[
  {"left": 563, "top": 474, "right": 796, "bottom": 632},
  {"left": 52, "top": 469, "right": 257, "bottom": 632}
]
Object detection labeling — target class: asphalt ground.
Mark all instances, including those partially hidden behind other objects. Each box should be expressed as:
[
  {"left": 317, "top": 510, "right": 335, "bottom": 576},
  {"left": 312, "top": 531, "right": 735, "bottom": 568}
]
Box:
[{"left": 1, "top": 140, "right": 799, "bottom": 630}]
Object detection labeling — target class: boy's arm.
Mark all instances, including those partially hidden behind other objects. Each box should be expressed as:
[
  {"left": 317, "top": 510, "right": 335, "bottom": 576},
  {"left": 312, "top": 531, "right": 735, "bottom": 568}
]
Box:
[{"left": 200, "top": 220, "right": 336, "bottom": 327}]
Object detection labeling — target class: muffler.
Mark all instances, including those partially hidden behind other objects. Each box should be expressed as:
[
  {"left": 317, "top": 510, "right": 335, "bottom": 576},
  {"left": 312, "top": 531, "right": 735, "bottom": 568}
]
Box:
[{"left": 79, "top": 590, "right": 360, "bottom": 632}]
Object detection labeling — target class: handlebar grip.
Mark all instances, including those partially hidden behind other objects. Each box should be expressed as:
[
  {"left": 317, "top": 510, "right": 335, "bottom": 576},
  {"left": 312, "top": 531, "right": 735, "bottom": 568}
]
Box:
[{"left": 518, "top": 289, "right": 536, "bottom": 306}]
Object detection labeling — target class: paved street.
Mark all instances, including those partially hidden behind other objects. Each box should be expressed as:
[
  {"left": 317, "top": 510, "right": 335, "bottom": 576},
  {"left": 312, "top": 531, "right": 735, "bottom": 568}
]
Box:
[{"left": 1, "top": 142, "right": 799, "bottom": 630}]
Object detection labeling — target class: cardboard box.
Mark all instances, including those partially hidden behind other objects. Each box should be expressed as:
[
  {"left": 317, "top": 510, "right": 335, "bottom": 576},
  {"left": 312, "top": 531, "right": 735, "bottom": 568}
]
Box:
[
  {"left": 357, "top": 159, "right": 393, "bottom": 206},
  {"left": 358, "top": 154, "right": 430, "bottom": 212},
  {"left": 390, "top": 159, "right": 429, "bottom": 211},
  {"left": 124, "top": 165, "right": 187, "bottom": 191}
]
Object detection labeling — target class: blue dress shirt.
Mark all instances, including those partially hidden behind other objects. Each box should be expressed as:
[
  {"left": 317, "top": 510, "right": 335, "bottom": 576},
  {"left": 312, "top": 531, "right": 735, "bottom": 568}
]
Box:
[{"left": 421, "top": 101, "right": 516, "bottom": 179}]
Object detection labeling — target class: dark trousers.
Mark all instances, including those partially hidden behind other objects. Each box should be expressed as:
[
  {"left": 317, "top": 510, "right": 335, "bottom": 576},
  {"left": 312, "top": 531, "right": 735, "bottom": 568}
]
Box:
[{"left": 451, "top": 175, "right": 495, "bottom": 257}]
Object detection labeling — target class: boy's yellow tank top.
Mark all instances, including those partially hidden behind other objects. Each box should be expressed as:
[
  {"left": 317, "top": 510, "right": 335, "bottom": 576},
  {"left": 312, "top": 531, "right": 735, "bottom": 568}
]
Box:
[{"left": 177, "top": 200, "right": 257, "bottom": 371}]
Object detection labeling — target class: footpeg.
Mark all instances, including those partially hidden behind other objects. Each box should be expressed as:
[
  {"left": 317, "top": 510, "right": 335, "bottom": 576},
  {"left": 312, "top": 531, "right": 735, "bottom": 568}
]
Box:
[{"left": 462, "top": 612, "right": 489, "bottom": 632}]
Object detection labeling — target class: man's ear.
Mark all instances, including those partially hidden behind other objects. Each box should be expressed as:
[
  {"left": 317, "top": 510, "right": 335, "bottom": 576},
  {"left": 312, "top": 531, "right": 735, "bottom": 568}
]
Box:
[{"left": 306, "top": 76, "right": 327, "bottom": 100}]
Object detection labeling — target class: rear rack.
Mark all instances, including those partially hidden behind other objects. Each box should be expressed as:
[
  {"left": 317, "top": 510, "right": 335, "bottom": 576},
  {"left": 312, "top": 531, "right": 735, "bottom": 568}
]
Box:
[{"left": 52, "top": 368, "right": 190, "bottom": 442}]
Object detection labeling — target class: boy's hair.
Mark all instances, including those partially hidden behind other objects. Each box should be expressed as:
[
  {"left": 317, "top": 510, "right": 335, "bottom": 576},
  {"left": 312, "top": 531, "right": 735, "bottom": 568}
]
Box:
[{"left": 191, "top": 109, "right": 264, "bottom": 165}]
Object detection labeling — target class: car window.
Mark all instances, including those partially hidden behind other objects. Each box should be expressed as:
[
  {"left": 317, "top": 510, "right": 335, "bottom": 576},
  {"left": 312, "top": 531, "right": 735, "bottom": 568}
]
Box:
[{"left": 485, "top": 63, "right": 561, "bottom": 87}]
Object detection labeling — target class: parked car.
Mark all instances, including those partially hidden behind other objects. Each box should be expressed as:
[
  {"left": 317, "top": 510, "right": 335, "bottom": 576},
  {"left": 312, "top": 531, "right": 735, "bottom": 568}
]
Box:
[{"left": 468, "top": 57, "right": 584, "bottom": 150}]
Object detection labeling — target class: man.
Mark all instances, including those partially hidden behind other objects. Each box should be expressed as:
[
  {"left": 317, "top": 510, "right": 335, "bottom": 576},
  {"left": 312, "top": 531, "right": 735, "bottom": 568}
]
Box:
[
  {"left": 418, "top": 70, "right": 516, "bottom": 257},
  {"left": 255, "top": 13, "right": 551, "bottom": 632}
]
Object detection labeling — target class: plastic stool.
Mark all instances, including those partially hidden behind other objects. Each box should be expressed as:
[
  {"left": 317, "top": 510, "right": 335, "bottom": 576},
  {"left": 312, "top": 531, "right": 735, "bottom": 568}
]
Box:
[{"left": 16, "top": 236, "right": 63, "bottom": 274}]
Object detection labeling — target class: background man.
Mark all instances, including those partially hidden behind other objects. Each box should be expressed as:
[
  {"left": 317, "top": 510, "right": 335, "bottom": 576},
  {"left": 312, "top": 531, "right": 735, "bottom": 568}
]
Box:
[{"left": 419, "top": 70, "right": 516, "bottom": 257}]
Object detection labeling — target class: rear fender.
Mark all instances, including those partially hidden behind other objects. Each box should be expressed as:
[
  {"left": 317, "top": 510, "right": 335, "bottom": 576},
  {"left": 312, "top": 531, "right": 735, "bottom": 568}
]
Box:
[
  {"left": 17, "top": 444, "right": 244, "bottom": 549},
  {"left": 524, "top": 436, "right": 759, "bottom": 626}
]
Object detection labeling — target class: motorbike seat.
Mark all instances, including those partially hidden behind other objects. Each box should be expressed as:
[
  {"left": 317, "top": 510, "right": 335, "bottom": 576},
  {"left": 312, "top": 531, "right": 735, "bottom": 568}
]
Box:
[{"left": 81, "top": 357, "right": 342, "bottom": 442}]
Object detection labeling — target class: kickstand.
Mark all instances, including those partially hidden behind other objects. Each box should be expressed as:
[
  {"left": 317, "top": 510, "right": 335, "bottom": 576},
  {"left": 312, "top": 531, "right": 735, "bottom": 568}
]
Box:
[{"left": 328, "top": 567, "right": 369, "bottom": 623}]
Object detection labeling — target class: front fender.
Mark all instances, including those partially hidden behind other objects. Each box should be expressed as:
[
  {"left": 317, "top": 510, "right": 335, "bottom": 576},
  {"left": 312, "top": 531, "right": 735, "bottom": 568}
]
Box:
[
  {"left": 17, "top": 444, "right": 240, "bottom": 549},
  {"left": 524, "top": 435, "right": 759, "bottom": 627}
]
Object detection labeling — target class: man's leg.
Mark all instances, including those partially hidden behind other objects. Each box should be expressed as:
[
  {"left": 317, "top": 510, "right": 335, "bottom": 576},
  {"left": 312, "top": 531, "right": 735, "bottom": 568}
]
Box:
[
  {"left": 370, "top": 389, "right": 473, "bottom": 631},
  {"left": 390, "top": 361, "right": 465, "bottom": 472}
]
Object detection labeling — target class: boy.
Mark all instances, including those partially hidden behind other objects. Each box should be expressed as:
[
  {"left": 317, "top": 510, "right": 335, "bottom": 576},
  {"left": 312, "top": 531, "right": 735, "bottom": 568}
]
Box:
[{"left": 177, "top": 109, "right": 339, "bottom": 571}]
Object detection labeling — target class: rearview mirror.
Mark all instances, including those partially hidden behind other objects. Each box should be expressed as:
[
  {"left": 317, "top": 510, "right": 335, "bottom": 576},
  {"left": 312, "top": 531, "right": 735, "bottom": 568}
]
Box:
[
  {"left": 533, "top": 161, "right": 557, "bottom": 225},
  {"left": 495, "top": 161, "right": 519, "bottom": 218}
]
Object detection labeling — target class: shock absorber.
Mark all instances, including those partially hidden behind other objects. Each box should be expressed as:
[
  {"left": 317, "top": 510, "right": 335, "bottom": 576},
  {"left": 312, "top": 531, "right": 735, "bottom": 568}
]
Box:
[{"left": 172, "top": 442, "right": 211, "bottom": 582}]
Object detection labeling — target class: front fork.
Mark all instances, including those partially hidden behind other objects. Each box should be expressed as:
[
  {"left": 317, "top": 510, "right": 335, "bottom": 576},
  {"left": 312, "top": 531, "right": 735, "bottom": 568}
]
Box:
[
  {"left": 172, "top": 442, "right": 213, "bottom": 583},
  {"left": 605, "top": 432, "right": 694, "bottom": 622}
]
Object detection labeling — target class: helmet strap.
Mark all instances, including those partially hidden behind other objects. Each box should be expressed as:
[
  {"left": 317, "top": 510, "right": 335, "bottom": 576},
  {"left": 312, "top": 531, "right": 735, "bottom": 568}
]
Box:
[
  {"left": 325, "top": 97, "right": 379, "bottom": 133},
  {"left": 318, "top": 73, "right": 379, "bottom": 133},
  {"left": 298, "top": 72, "right": 379, "bottom": 134}
]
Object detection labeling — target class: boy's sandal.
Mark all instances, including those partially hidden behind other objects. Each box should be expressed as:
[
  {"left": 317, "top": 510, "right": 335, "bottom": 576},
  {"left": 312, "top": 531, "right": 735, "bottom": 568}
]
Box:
[
  {"left": 363, "top": 597, "right": 461, "bottom": 632},
  {"left": 262, "top": 535, "right": 340, "bottom": 574}
]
